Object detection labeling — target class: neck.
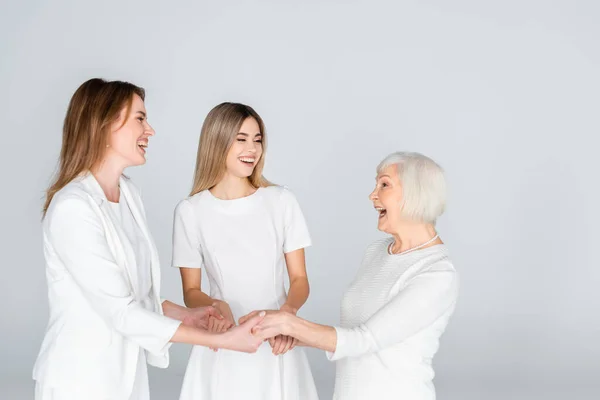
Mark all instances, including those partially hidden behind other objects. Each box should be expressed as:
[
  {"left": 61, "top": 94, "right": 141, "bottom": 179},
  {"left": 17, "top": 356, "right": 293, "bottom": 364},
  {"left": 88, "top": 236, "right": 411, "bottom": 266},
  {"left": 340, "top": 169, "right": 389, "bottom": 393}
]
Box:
[
  {"left": 210, "top": 173, "right": 255, "bottom": 200},
  {"left": 91, "top": 157, "right": 125, "bottom": 202},
  {"left": 389, "top": 221, "right": 440, "bottom": 254}
]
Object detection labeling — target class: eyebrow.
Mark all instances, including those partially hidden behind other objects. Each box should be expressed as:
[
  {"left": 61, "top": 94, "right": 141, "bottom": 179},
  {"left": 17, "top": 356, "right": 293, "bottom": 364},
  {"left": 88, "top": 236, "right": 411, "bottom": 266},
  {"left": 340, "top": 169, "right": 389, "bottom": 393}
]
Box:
[
  {"left": 237, "top": 132, "right": 262, "bottom": 137},
  {"left": 135, "top": 111, "right": 146, "bottom": 117},
  {"left": 376, "top": 174, "right": 391, "bottom": 180}
]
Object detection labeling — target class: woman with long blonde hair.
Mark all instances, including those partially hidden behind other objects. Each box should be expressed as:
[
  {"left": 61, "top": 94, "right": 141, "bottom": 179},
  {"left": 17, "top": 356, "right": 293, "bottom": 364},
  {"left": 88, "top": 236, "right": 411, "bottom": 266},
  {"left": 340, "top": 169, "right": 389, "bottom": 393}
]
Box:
[
  {"left": 172, "top": 103, "right": 319, "bottom": 399},
  {"left": 33, "top": 80, "right": 266, "bottom": 400}
]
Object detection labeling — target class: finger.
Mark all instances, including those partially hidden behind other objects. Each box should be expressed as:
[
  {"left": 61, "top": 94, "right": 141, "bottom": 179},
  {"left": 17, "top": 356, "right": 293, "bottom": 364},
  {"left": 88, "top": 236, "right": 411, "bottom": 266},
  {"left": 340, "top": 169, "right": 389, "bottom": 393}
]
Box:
[
  {"left": 289, "top": 338, "right": 298, "bottom": 351},
  {"left": 240, "top": 311, "right": 266, "bottom": 331},
  {"left": 276, "top": 335, "right": 288, "bottom": 355},
  {"left": 238, "top": 311, "right": 258, "bottom": 325},
  {"left": 281, "top": 336, "right": 294, "bottom": 355},
  {"left": 253, "top": 326, "right": 281, "bottom": 342},
  {"left": 208, "top": 316, "right": 216, "bottom": 332},
  {"left": 220, "top": 321, "right": 229, "bottom": 333},
  {"left": 272, "top": 335, "right": 282, "bottom": 354},
  {"left": 207, "top": 306, "right": 224, "bottom": 320}
]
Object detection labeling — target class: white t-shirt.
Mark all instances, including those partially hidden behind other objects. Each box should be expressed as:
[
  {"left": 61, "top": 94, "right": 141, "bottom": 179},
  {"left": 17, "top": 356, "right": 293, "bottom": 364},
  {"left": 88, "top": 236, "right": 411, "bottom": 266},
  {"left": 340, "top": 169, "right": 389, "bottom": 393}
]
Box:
[
  {"left": 108, "top": 198, "right": 153, "bottom": 400},
  {"left": 107, "top": 199, "right": 153, "bottom": 309},
  {"left": 171, "top": 185, "right": 312, "bottom": 320}
]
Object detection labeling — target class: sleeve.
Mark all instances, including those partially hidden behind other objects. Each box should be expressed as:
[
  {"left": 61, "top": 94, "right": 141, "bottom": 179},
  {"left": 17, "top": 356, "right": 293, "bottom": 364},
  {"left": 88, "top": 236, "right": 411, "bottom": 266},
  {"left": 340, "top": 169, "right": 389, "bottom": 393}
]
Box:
[
  {"left": 281, "top": 188, "right": 312, "bottom": 253},
  {"left": 327, "top": 263, "right": 459, "bottom": 361},
  {"left": 172, "top": 199, "right": 204, "bottom": 268},
  {"left": 46, "top": 196, "right": 181, "bottom": 356}
]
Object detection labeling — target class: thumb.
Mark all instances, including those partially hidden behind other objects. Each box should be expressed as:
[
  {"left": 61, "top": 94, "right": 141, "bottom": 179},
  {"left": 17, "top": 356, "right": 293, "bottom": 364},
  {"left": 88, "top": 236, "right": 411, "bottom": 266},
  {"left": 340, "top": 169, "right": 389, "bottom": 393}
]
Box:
[
  {"left": 238, "top": 311, "right": 259, "bottom": 325},
  {"left": 240, "top": 310, "right": 266, "bottom": 331},
  {"left": 210, "top": 303, "right": 225, "bottom": 319}
]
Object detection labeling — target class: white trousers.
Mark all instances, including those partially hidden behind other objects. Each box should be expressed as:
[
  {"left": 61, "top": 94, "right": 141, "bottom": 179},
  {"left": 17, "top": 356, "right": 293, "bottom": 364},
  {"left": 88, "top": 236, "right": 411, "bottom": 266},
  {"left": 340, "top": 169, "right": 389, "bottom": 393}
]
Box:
[{"left": 35, "top": 350, "right": 149, "bottom": 400}]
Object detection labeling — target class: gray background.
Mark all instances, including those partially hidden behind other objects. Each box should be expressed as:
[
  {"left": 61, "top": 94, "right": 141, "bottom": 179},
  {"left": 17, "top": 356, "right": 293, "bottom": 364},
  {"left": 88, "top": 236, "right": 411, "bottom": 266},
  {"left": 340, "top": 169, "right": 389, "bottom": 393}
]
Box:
[{"left": 1, "top": 0, "right": 599, "bottom": 399}]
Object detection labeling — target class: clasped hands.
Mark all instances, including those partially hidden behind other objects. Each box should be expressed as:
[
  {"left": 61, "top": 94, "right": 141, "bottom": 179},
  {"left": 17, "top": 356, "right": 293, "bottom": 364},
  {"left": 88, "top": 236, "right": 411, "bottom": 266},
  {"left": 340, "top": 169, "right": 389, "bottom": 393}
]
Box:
[{"left": 188, "top": 300, "right": 297, "bottom": 355}]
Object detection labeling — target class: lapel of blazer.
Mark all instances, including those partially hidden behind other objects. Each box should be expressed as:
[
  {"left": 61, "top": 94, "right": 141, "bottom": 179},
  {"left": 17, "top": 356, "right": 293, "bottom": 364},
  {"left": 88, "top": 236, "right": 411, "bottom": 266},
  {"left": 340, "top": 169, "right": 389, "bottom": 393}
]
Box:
[
  {"left": 119, "top": 177, "right": 162, "bottom": 299},
  {"left": 80, "top": 173, "right": 139, "bottom": 294}
]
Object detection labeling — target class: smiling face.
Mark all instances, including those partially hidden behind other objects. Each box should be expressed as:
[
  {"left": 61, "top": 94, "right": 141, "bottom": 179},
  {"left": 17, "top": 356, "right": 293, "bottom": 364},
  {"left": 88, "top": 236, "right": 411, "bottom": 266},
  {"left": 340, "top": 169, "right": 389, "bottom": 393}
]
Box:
[
  {"left": 107, "top": 94, "right": 155, "bottom": 167},
  {"left": 369, "top": 164, "right": 405, "bottom": 234},
  {"left": 224, "top": 117, "right": 263, "bottom": 179}
]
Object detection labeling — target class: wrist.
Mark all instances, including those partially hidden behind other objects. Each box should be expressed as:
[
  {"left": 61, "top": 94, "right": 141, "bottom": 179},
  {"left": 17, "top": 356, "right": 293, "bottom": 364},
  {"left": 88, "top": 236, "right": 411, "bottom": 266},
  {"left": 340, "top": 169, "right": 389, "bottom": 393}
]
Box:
[
  {"left": 281, "top": 312, "right": 296, "bottom": 336},
  {"left": 280, "top": 303, "right": 298, "bottom": 315}
]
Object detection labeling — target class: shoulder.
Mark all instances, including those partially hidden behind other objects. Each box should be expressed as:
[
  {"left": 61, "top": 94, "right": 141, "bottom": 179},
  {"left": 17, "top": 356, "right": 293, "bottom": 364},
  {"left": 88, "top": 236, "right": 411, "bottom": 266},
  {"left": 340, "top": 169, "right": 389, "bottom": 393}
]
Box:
[
  {"left": 410, "top": 248, "right": 459, "bottom": 292},
  {"left": 365, "top": 237, "right": 392, "bottom": 255},
  {"left": 45, "top": 186, "right": 97, "bottom": 231},
  {"left": 261, "top": 185, "right": 301, "bottom": 206},
  {"left": 49, "top": 177, "right": 94, "bottom": 211},
  {"left": 174, "top": 191, "right": 211, "bottom": 216}
]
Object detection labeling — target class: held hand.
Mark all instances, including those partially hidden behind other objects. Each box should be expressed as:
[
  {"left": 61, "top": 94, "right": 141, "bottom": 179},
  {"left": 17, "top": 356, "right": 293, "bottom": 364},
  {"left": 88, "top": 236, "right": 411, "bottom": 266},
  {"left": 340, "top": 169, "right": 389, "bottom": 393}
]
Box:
[
  {"left": 213, "top": 300, "right": 236, "bottom": 326},
  {"left": 270, "top": 335, "right": 298, "bottom": 355},
  {"left": 269, "top": 304, "right": 298, "bottom": 355},
  {"left": 238, "top": 309, "right": 278, "bottom": 325},
  {"left": 252, "top": 311, "right": 295, "bottom": 343},
  {"left": 207, "top": 301, "right": 236, "bottom": 352},
  {"left": 220, "top": 311, "right": 267, "bottom": 353},
  {"left": 207, "top": 315, "right": 234, "bottom": 352},
  {"left": 181, "top": 306, "right": 223, "bottom": 330}
]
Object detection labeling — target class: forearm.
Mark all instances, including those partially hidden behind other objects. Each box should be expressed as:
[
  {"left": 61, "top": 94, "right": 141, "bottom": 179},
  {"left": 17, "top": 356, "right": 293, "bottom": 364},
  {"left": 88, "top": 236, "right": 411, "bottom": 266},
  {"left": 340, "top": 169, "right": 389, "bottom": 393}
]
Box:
[
  {"left": 284, "top": 315, "right": 337, "bottom": 353},
  {"left": 283, "top": 277, "right": 310, "bottom": 312},
  {"left": 170, "top": 324, "right": 221, "bottom": 348},
  {"left": 183, "top": 288, "right": 215, "bottom": 308}
]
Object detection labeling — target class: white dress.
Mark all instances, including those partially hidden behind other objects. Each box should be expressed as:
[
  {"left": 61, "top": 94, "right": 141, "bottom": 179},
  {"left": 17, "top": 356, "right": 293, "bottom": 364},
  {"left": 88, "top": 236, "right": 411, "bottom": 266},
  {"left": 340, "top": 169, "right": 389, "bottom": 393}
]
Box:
[
  {"left": 172, "top": 186, "right": 319, "bottom": 400},
  {"left": 327, "top": 239, "right": 459, "bottom": 400}
]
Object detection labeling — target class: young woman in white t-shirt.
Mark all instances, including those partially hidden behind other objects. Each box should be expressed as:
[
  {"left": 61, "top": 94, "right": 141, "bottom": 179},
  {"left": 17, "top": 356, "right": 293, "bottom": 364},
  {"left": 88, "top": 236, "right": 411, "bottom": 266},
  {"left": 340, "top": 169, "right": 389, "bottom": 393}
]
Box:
[{"left": 172, "top": 102, "right": 319, "bottom": 400}]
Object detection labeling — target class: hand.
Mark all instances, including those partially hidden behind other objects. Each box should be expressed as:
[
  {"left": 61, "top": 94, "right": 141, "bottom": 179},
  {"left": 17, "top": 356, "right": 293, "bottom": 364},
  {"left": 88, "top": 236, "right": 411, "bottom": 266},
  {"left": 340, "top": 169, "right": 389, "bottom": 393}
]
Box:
[
  {"left": 213, "top": 300, "right": 235, "bottom": 325},
  {"left": 268, "top": 304, "right": 298, "bottom": 356},
  {"left": 269, "top": 334, "right": 298, "bottom": 356},
  {"left": 219, "top": 311, "right": 267, "bottom": 353},
  {"left": 208, "top": 301, "right": 235, "bottom": 351},
  {"left": 249, "top": 310, "right": 295, "bottom": 343},
  {"left": 181, "top": 306, "right": 223, "bottom": 330}
]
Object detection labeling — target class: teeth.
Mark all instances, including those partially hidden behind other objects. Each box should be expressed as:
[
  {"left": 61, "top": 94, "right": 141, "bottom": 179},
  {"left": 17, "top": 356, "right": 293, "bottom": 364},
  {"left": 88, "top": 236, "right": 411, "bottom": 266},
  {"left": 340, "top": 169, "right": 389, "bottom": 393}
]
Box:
[
  {"left": 137, "top": 142, "right": 148, "bottom": 147},
  {"left": 239, "top": 157, "right": 255, "bottom": 163},
  {"left": 375, "top": 207, "right": 385, "bottom": 212}
]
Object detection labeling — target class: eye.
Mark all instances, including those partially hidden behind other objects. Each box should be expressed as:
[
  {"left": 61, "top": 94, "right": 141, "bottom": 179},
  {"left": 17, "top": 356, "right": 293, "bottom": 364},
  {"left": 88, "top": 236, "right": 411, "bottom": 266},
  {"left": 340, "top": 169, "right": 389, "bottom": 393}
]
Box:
[
  {"left": 381, "top": 182, "right": 388, "bottom": 188},
  {"left": 254, "top": 138, "right": 263, "bottom": 143},
  {"left": 237, "top": 138, "right": 246, "bottom": 142},
  {"left": 137, "top": 117, "right": 144, "bottom": 122}
]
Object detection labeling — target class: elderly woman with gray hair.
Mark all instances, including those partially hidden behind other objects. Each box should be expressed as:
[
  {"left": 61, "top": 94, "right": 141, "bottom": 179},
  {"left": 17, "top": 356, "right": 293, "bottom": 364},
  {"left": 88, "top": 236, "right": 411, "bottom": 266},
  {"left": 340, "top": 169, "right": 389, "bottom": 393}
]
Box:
[{"left": 241, "top": 152, "right": 459, "bottom": 400}]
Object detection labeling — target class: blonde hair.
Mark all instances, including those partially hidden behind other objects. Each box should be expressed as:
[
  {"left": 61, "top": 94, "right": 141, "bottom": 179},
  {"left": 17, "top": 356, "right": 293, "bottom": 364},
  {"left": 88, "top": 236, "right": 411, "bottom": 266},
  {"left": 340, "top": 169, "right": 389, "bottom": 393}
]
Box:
[
  {"left": 190, "top": 102, "right": 272, "bottom": 196},
  {"left": 43, "top": 78, "right": 145, "bottom": 217},
  {"left": 377, "top": 152, "right": 447, "bottom": 224}
]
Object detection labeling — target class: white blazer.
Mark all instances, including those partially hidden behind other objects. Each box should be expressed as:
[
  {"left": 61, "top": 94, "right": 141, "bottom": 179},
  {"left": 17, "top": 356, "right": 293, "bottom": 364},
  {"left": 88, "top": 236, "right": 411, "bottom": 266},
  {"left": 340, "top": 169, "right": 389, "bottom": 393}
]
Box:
[{"left": 33, "top": 173, "right": 181, "bottom": 398}]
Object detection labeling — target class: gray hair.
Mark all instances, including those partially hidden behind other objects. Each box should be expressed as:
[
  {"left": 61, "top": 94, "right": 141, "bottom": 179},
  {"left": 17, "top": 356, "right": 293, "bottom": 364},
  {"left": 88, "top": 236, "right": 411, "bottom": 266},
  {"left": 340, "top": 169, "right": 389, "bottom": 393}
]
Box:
[{"left": 377, "top": 152, "right": 447, "bottom": 224}]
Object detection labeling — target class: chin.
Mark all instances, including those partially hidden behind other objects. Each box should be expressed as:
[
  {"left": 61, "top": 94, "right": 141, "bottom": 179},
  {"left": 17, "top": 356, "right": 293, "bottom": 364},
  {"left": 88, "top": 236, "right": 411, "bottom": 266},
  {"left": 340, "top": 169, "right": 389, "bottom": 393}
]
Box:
[{"left": 130, "top": 156, "right": 147, "bottom": 166}]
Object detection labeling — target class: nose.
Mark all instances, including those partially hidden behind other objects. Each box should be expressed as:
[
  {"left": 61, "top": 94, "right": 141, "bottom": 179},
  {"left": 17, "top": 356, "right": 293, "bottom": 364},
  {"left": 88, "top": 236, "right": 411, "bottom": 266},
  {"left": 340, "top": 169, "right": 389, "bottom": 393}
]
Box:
[
  {"left": 369, "top": 188, "right": 378, "bottom": 201},
  {"left": 247, "top": 141, "right": 259, "bottom": 153},
  {"left": 145, "top": 121, "right": 156, "bottom": 136}
]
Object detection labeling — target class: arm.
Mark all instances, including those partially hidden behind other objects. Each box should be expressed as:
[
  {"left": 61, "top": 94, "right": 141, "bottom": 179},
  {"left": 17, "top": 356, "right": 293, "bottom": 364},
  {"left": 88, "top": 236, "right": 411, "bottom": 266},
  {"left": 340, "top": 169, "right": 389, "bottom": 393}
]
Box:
[
  {"left": 171, "top": 200, "right": 234, "bottom": 334},
  {"left": 179, "top": 267, "right": 234, "bottom": 331},
  {"left": 47, "top": 196, "right": 181, "bottom": 355},
  {"left": 281, "top": 248, "right": 310, "bottom": 314},
  {"left": 180, "top": 268, "right": 216, "bottom": 308},
  {"left": 255, "top": 265, "right": 458, "bottom": 360}
]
